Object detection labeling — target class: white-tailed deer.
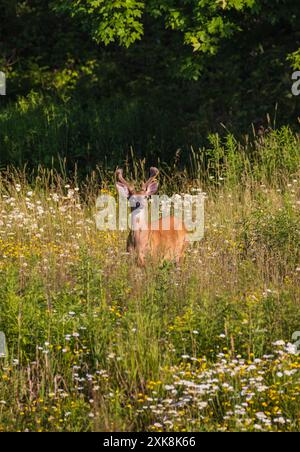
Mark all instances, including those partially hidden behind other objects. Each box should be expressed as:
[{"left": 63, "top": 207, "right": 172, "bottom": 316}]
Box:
[{"left": 116, "top": 167, "right": 187, "bottom": 267}]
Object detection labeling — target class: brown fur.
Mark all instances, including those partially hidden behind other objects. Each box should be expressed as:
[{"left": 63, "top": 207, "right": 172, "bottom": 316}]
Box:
[
  {"left": 116, "top": 168, "right": 188, "bottom": 267},
  {"left": 127, "top": 216, "right": 187, "bottom": 267}
]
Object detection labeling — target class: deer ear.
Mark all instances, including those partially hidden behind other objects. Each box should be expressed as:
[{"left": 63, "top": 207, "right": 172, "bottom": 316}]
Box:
[
  {"left": 116, "top": 182, "right": 130, "bottom": 198},
  {"left": 146, "top": 181, "right": 158, "bottom": 196}
]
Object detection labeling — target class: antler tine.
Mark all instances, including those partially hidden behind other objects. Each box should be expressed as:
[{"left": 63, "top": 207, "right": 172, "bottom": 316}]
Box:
[
  {"left": 116, "top": 168, "right": 134, "bottom": 192},
  {"left": 149, "top": 167, "right": 159, "bottom": 177},
  {"left": 116, "top": 168, "right": 128, "bottom": 185},
  {"left": 143, "top": 167, "right": 159, "bottom": 190}
]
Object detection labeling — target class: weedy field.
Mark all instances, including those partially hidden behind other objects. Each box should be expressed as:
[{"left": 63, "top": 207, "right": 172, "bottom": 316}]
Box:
[{"left": 0, "top": 127, "right": 300, "bottom": 432}]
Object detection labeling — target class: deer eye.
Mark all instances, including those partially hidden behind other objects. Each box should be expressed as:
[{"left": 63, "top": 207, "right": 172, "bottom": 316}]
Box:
[{"left": 136, "top": 201, "right": 141, "bottom": 208}]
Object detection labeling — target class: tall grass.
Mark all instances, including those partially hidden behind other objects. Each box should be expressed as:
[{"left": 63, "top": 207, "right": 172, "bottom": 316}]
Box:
[
  {"left": 0, "top": 93, "right": 185, "bottom": 169},
  {"left": 1, "top": 92, "right": 300, "bottom": 179},
  {"left": 0, "top": 133, "right": 299, "bottom": 432}
]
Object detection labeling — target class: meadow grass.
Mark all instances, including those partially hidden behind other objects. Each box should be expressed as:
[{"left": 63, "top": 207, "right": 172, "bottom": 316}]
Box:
[{"left": 0, "top": 131, "right": 300, "bottom": 432}]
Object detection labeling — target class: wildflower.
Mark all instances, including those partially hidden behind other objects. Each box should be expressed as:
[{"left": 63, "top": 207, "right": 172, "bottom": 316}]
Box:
[
  {"left": 274, "top": 417, "right": 286, "bottom": 425},
  {"left": 255, "top": 412, "right": 267, "bottom": 420},
  {"left": 286, "top": 343, "right": 297, "bottom": 355},
  {"left": 198, "top": 402, "right": 208, "bottom": 410},
  {"left": 273, "top": 340, "right": 285, "bottom": 347}
]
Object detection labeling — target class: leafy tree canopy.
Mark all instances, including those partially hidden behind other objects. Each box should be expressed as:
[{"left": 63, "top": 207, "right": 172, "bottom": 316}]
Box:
[{"left": 54, "top": 0, "right": 257, "bottom": 52}]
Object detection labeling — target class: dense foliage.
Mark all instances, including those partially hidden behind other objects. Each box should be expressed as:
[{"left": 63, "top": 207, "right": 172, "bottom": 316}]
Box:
[
  {"left": 0, "top": 4, "right": 300, "bottom": 432},
  {"left": 0, "top": 0, "right": 300, "bottom": 167}
]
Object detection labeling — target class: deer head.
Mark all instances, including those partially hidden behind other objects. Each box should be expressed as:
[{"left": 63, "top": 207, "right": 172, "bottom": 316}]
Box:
[{"left": 116, "top": 167, "right": 159, "bottom": 212}]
